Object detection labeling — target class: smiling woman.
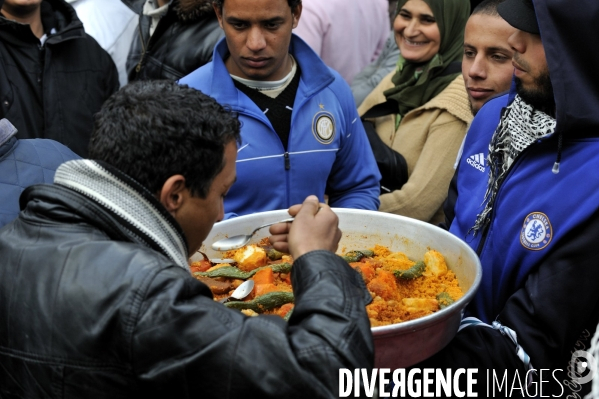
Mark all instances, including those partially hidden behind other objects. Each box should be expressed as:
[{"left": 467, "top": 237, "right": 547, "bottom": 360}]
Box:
[
  {"left": 358, "top": 0, "right": 472, "bottom": 225},
  {"left": 394, "top": 0, "right": 441, "bottom": 64}
]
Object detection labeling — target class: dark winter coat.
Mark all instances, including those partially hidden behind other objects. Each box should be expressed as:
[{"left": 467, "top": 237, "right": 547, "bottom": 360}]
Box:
[
  {"left": 123, "top": 0, "right": 223, "bottom": 81},
  {"left": 0, "top": 0, "right": 119, "bottom": 157}
]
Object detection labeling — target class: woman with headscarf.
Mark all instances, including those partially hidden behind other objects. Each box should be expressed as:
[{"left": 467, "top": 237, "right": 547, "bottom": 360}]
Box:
[{"left": 358, "top": 0, "right": 472, "bottom": 224}]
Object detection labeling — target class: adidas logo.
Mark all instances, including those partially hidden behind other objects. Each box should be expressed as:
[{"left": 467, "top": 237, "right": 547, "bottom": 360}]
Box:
[{"left": 466, "top": 153, "right": 486, "bottom": 173}]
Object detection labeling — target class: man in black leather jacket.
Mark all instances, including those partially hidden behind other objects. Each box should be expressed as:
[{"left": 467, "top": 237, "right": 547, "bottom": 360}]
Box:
[
  {"left": 124, "top": 0, "right": 224, "bottom": 81},
  {"left": 0, "top": 80, "right": 374, "bottom": 398}
]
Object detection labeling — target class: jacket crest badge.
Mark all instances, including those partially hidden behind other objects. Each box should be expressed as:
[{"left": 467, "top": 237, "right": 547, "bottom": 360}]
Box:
[
  {"left": 312, "top": 108, "right": 335, "bottom": 144},
  {"left": 520, "top": 212, "right": 553, "bottom": 251}
]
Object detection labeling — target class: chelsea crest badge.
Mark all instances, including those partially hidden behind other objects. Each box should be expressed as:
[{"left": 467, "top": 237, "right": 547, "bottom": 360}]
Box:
[
  {"left": 312, "top": 106, "right": 335, "bottom": 144},
  {"left": 520, "top": 212, "right": 553, "bottom": 250}
]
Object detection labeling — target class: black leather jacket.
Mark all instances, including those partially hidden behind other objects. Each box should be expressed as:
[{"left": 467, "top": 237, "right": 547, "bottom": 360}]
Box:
[
  {"left": 123, "top": 0, "right": 224, "bottom": 81},
  {"left": 0, "top": 182, "right": 374, "bottom": 398}
]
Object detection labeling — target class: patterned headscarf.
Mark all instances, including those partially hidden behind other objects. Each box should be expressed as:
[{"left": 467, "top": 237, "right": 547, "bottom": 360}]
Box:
[{"left": 383, "top": 0, "right": 470, "bottom": 117}]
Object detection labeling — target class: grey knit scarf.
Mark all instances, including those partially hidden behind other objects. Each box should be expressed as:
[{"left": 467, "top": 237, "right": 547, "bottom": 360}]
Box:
[
  {"left": 54, "top": 159, "right": 189, "bottom": 269},
  {"left": 471, "top": 95, "right": 557, "bottom": 235}
]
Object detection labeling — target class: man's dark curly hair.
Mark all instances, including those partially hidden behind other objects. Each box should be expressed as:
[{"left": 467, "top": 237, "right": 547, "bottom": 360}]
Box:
[
  {"left": 212, "top": 0, "right": 301, "bottom": 13},
  {"left": 88, "top": 80, "right": 241, "bottom": 199}
]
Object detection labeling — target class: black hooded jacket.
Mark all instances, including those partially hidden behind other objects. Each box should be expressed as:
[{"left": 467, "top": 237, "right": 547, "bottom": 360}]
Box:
[
  {"left": 123, "top": 0, "right": 224, "bottom": 81},
  {"left": 0, "top": 0, "right": 119, "bottom": 157}
]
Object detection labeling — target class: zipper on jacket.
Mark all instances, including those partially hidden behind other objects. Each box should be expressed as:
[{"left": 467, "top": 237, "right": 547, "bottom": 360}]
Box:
[
  {"left": 38, "top": 43, "right": 46, "bottom": 129},
  {"left": 473, "top": 138, "right": 549, "bottom": 255},
  {"left": 475, "top": 224, "right": 490, "bottom": 255},
  {"left": 284, "top": 152, "right": 290, "bottom": 170},
  {"left": 134, "top": 5, "right": 176, "bottom": 75},
  {"left": 135, "top": 22, "right": 147, "bottom": 73},
  {"left": 37, "top": 45, "right": 44, "bottom": 85}
]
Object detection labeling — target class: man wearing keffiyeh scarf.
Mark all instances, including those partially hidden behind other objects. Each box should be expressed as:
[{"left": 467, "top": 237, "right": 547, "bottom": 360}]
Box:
[
  {"left": 412, "top": 0, "right": 599, "bottom": 397},
  {"left": 471, "top": 19, "right": 557, "bottom": 234},
  {"left": 472, "top": 95, "right": 556, "bottom": 234}
]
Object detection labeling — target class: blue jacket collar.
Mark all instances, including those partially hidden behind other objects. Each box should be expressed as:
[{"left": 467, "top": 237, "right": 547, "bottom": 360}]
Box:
[{"left": 209, "top": 34, "right": 335, "bottom": 108}]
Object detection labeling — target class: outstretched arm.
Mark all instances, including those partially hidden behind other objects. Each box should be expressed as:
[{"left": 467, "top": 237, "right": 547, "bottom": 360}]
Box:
[{"left": 133, "top": 196, "right": 373, "bottom": 398}]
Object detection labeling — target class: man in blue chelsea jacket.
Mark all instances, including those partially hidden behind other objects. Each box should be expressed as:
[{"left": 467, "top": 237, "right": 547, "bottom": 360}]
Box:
[
  {"left": 418, "top": 0, "right": 599, "bottom": 397},
  {"left": 180, "top": 0, "right": 381, "bottom": 218}
]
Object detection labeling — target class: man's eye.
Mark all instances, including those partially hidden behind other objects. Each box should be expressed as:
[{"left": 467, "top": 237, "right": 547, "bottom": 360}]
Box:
[
  {"left": 492, "top": 54, "right": 510, "bottom": 62},
  {"left": 463, "top": 50, "right": 475, "bottom": 58}
]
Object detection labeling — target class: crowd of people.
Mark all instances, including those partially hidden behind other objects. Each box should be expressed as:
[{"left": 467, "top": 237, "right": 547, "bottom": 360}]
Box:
[{"left": 1, "top": 0, "right": 599, "bottom": 397}]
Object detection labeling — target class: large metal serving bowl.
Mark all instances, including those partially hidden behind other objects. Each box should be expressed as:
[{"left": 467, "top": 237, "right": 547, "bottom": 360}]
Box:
[{"left": 196, "top": 208, "right": 482, "bottom": 369}]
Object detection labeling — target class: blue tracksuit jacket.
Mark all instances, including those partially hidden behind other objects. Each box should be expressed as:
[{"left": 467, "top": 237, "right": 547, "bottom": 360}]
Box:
[
  {"left": 436, "top": 90, "right": 599, "bottom": 395},
  {"left": 180, "top": 35, "right": 381, "bottom": 218}
]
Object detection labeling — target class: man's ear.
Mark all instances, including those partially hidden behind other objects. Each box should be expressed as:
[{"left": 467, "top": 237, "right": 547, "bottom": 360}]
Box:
[
  {"left": 159, "top": 175, "right": 188, "bottom": 213},
  {"left": 213, "top": 3, "right": 224, "bottom": 29},
  {"left": 292, "top": 3, "right": 302, "bottom": 29}
]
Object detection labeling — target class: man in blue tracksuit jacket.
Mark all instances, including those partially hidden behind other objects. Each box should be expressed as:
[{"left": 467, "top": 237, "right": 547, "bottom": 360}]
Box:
[
  {"left": 179, "top": 0, "right": 380, "bottom": 218},
  {"left": 417, "top": 0, "right": 599, "bottom": 397}
]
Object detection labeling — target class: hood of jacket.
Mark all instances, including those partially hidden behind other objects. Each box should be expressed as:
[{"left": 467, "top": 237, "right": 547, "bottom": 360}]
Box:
[
  {"left": 0, "top": 0, "right": 84, "bottom": 42},
  {"left": 122, "top": 0, "right": 214, "bottom": 22},
  {"left": 533, "top": 0, "right": 599, "bottom": 137}
]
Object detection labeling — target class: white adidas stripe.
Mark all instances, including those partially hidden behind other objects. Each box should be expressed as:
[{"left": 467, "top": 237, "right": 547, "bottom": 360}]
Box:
[{"left": 471, "top": 153, "right": 485, "bottom": 166}]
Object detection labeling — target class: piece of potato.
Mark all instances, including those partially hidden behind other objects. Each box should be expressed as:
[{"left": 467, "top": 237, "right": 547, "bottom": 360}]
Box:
[
  {"left": 233, "top": 245, "right": 267, "bottom": 271},
  {"left": 423, "top": 250, "right": 447, "bottom": 276},
  {"left": 402, "top": 298, "right": 439, "bottom": 313},
  {"left": 241, "top": 309, "right": 259, "bottom": 317}
]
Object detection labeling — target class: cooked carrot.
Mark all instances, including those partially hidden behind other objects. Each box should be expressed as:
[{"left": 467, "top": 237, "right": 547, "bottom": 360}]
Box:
[
  {"left": 252, "top": 267, "right": 274, "bottom": 285},
  {"left": 280, "top": 272, "right": 292, "bottom": 285},
  {"left": 353, "top": 262, "right": 376, "bottom": 284},
  {"left": 276, "top": 303, "right": 294, "bottom": 318},
  {"left": 367, "top": 270, "right": 400, "bottom": 301},
  {"left": 254, "top": 283, "right": 278, "bottom": 297},
  {"left": 190, "top": 260, "right": 212, "bottom": 273}
]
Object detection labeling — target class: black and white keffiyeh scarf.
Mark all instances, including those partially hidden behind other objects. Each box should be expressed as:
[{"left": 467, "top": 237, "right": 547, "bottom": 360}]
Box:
[
  {"left": 54, "top": 159, "right": 190, "bottom": 269},
  {"left": 471, "top": 95, "right": 557, "bottom": 235}
]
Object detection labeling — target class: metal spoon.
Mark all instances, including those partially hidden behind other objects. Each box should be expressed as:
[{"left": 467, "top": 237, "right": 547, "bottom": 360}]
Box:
[
  {"left": 208, "top": 258, "right": 237, "bottom": 264},
  {"left": 211, "top": 217, "right": 294, "bottom": 251},
  {"left": 193, "top": 250, "right": 237, "bottom": 265},
  {"left": 218, "top": 280, "right": 255, "bottom": 303}
]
